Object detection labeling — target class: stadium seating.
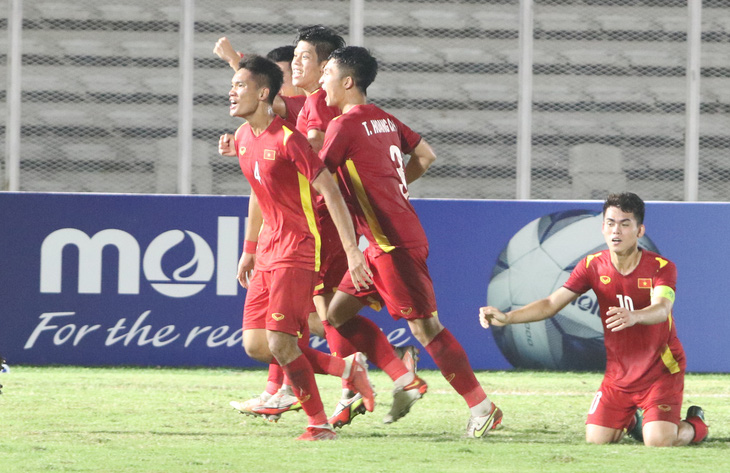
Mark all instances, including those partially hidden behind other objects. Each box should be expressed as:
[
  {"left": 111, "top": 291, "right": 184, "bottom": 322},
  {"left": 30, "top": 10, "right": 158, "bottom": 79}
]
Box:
[{"left": 8, "top": 0, "right": 730, "bottom": 199}]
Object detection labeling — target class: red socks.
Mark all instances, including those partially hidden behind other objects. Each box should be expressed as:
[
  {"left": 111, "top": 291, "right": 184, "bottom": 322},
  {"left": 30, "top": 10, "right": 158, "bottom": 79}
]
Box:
[
  {"left": 265, "top": 364, "right": 283, "bottom": 395},
  {"left": 425, "top": 328, "right": 487, "bottom": 408},
  {"left": 322, "top": 319, "right": 357, "bottom": 358},
  {"left": 686, "top": 415, "right": 708, "bottom": 443},
  {"left": 337, "top": 315, "right": 408, "bottom": 381},
  {"left": 281, "top": 354, "right": 327, "bottom": 425},
  {"left": 299, "top": 345, "right": 345, "bottom": 377}
]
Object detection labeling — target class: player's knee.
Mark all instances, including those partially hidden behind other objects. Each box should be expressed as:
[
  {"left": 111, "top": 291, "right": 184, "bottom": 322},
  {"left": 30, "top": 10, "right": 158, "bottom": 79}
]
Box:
[
  {"left": 325, "top": 307, "right": 348, "bottom": 328},
  {"left": 585, "top": 434, "right": 614, "bottom": 445},
  {"left": 408, "top": 318, "right": 443, "bottom": 346},
  {"left": 244, "top": 344, "right": 271, "bottom": 363},
  {"left": 643, "top": 433, "right": 674, "bottom": 447},
  {"left": 243, "top": 337, "right": 272, "bottom": 362},
  {"left": 585, "top": 427, "right": 621, "bottom": 445}
]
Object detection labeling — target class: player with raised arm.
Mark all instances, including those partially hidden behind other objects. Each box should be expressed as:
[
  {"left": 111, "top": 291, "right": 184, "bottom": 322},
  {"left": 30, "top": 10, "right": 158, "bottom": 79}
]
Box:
[
  {"left": 218, "top": 55, "right": 375, "bottom": 440},
  {"left": 215, "top": 38, "right": 305, "bottom": 128},
  {"left": 480, "top": 192, "right": 708, "bottom": 447},
  {"left": 319, "top": 46, "right": 502, "bottom": 436}
]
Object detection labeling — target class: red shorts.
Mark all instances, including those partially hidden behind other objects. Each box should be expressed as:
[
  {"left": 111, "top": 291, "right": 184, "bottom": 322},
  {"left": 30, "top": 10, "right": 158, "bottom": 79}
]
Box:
[
  {"left": 586, "top": 372, "right": 685, "bottom": 429},
  {"left": 313, "top": 211, "right": 349, "bottom": 297},
  {"left": 337, "top": 245, "right": 438, "bottom": 321},
  {"left": 242, "top": 267, "right": 317, "bottom": 337}
]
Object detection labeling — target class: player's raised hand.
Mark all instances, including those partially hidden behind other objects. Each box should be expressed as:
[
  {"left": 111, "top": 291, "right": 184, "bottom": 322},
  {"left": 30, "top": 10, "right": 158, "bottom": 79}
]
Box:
[
  {"left": 214, "top": 37, "right": 240, "bottom": 69},
  {"left": 346, "top": 248, "right": 373, "bottom": 292},
  {"left": 479, "top": 306, "right": 509, "bottom": 328},
  {"left": 218, "top": 134, "right": 237, "bottom": 157}
]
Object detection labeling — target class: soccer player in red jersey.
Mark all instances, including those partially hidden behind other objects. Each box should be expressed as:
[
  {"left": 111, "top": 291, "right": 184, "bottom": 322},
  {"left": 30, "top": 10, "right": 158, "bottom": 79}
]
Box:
[
  {"left": 480, "top": 192, "right": 708, "bottom": 446},
  {"left": 216, "top": 39, "right": 314, "bottom": 416},
  {"left": 218, "top": 55, "right": 376, "bottom": 440},
  {"left": 319, "top": 46, "right": 503, "bottom": 436},
  {"left": 292, "top": 26, "right": 422, "bottom": 428}
]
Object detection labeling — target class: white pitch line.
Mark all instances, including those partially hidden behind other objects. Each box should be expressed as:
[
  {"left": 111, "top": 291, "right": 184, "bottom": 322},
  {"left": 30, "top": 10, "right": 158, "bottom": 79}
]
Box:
[{"left": 421, "top": 389, "right": 730, "bottom": 398}]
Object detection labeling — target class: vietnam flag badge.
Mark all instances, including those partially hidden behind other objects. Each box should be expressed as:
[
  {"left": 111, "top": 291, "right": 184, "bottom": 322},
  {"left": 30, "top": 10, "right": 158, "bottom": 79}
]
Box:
[{"left": 638, "top": 278, "right": 652, "bottom": 289}]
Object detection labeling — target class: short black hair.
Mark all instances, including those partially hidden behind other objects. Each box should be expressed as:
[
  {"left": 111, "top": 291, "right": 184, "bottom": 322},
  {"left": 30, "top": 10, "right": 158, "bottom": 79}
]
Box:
[
  {"left": 328, "top": 46, "right": 378, "bottom": 95},
  {"left": 266, "top": 45, "right": 295, "bottom": 64},
  {"left": 603, "top": 192, "right": 645, "bottom": 225},
  {"left": 238, "top": 54, "right": 283, "bottom": 105},
  {"left": 294, "top": 25, "right": 346, "bottom": 62}
]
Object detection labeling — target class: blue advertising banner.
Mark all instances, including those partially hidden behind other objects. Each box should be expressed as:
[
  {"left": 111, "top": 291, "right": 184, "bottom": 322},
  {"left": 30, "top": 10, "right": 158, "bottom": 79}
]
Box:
[{"left": 1, "top": 193, "right": 728, "bottom": 372}]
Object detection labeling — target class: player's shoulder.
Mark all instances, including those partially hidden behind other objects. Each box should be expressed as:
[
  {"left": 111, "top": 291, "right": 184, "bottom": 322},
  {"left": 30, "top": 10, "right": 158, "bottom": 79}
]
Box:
[
  {"left": 583, "top": 249, "right": 610, "bottom": 269},
  {"left": 275, "top": 121, "right": 312, "bottom": 153},
  {"left": 641, "top": 249, "right": 675, "bottom": 270},
  {"left": 306, "top": 88, "right": 326, "bottom": 104}
]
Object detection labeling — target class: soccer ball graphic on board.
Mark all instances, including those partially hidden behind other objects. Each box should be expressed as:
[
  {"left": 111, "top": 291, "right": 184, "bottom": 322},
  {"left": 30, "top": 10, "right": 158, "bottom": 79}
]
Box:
[{"left": 486, "top": 209, "right": 659, "bottom": 371}]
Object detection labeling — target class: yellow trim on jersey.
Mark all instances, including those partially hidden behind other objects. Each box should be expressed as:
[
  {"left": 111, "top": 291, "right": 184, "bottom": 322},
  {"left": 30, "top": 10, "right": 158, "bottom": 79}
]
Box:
[
  {"left": 661, "top": 344, "right": 681, "bottom": 374},
  {"left": 652, "top": 285, "right": 675, "bottom": 303},
  {"left": 667, "top": 312, "right": 673, "bottom": 331},
  {"left": 585, "top": 252, "right": 603, "bottom": 268},
  {"left": 298, "top": 172, "right": 321, "bottom": 272},
  {"left": 655, "top": 257, "right": 669, "bottom": 269},
  {"left": 345, "top": 159, "right": 395, "bottom": 253},
  {"left": 282, "top": 125, "right": 293, "bottom": 146}
]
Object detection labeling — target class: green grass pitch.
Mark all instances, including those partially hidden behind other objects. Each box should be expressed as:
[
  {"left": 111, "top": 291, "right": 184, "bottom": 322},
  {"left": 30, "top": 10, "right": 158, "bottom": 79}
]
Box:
[{"left": 1, "top": 367, "right": 728, "bottom": 472}]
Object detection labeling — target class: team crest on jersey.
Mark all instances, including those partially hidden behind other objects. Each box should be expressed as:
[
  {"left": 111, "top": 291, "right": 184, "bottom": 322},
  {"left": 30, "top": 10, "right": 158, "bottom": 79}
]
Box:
[
  {"left": 400, "top": 307, "right": 413, "bottom": 316},
  {"left": 638, "top": 278, "right": 652, "bottom": 289},
  {"left": 271, "top": 313, "right": 285, "bottom": 321},
  {"left": 658, "top": 404, "right": 672, "bottom": 412},
  {"left": 264, "top": 149, "right": 276, "bottom": 160},
  {"left": 238, "top": 146, "right": 246, "bottom": 155},
  {"left": 600, "top": 276, "right": 611, "bottom": 285}
]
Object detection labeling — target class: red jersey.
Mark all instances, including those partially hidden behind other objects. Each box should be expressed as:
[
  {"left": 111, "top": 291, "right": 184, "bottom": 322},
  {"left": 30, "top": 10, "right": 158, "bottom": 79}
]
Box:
[
  {"left": 320, "top": 103, "right": 427, "bottom": 253},
  {"left": 563, "top": 249, "right": 686, "bottom": 391},
  {"left": 280, "top": 94, "right": 306, "bottom": 129},
  {"left": 296, "top": 88, "right": 340, "bottom": 136},
  {"left": 234, "top": 115, "right": 325, "bottom": 272}
]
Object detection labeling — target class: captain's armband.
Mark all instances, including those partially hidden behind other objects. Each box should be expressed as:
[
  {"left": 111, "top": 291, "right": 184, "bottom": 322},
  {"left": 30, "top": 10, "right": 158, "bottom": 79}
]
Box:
[{"left": 652, "top": 285, "right": 675, "bottom": 303}]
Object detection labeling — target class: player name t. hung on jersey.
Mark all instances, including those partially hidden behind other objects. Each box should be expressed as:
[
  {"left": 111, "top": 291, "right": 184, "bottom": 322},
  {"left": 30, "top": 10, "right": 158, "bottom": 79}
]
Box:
[
  {"left": 320, "top": 103, "right": 428, "bottom": 253},
  {"left": 563, "top": 249, "right": 686, "bottom": 391},
  {"left": 234, "top": 115, "right": 326, "bottom": 272}
]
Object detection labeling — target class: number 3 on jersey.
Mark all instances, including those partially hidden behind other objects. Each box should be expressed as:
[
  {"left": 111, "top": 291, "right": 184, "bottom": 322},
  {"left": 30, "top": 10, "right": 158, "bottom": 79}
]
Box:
[{"left": 389, "top": 145, "right": 409, "bottom": 200}]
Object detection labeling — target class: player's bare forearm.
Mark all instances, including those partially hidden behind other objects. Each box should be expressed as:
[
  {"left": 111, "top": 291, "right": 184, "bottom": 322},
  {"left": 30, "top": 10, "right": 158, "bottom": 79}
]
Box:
[
  {"left": 505, "top": 287, "right": 577, "bottom": 325},
  {"left": 307, "top": 129, "right": 326, "bottom": 154},
  {"left": 272, "top": 95, "right": 287, "bottom": 119},
  {"left": 405, "top": 139, "right": 436, "bottom": 184},
  {"left": 244, "top": 192, "right": 263, "bottom": 243},
  {"left": 214, "top": 37, "right": 241, "bottom": 71}
]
